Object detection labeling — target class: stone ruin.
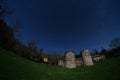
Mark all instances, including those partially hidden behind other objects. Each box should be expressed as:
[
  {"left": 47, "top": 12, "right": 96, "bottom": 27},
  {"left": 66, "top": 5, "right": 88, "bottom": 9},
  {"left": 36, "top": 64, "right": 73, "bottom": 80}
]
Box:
[
  {"left": 58, "top": 49, "right": 105, "bottom": 68},
  {"left": 82, "top": 49, "right": 93, "bottom": 66},
  {"left": 66, "top": 51, "right": 76, "bottom": 68},
  {"left": 92, "top": 55, "right": 106, "bottom": 62}
]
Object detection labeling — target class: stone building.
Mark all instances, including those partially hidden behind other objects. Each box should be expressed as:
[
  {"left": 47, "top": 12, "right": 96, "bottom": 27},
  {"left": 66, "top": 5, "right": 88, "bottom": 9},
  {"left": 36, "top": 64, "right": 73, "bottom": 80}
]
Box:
[
  {"left": 65, "top": 51, "right": 76, "bottom": 68},
  {"left": 92, "top": 55, "right": 106, "bottom": 62},
  {"left": 58, "top": 50, "right": 105, "bottom": 68},
  {"left": 82, "top": 49, "right": 94, "bottom": 66}
]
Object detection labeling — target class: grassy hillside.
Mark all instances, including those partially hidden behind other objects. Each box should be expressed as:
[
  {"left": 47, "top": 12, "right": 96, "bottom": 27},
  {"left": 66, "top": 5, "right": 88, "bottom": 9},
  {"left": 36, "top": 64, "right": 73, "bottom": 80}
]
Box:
[{"left": 0, "top": 48, "right": 120, "bottom": 80}]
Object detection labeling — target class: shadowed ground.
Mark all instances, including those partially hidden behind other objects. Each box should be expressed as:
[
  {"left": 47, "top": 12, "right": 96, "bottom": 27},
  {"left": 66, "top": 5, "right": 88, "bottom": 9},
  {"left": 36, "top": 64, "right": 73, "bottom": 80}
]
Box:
[{"left": 0, "top": 48, "right": 120, "bottom": 80}]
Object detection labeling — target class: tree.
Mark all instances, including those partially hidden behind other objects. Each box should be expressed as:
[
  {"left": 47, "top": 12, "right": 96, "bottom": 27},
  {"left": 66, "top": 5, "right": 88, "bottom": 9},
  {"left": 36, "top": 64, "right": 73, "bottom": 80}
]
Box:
[
  {"left": 92, "top": 49, "right": 99, "bottom": 55},
  {"left": 0, "top": 0, "right": 16, "bottom": 51},
  {"left": 0, "top": 0, "right": 12, "bottom": 19},
  {"left": 27, "top": 40, "right": 37, "bottom": 51},
  {"left": 99, "top": 47, "right": 110, "bottom": 58},
  {"left": 100, "top": 47, "right": 107, "bottom": 54},
  {"left": 38, "top": 48, "right": 44, "bottom": 57},
  {"left": 110, "top": 38, "right": 120, "bottom": 49},
  {"left": 109, "top": 38, "right": 120, "bottom": 57},
  {"left": 0, "top": 19, "right": 16, "bottom": 50},
  {"left": 47, "top": 52, "right": 62, "bottom": 65}
]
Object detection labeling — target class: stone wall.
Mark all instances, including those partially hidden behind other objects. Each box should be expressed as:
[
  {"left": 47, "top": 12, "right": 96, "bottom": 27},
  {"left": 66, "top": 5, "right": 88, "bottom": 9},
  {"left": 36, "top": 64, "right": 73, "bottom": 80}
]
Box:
[
  {"left": 92, "top": 55, "right": 106, "bottom": 62},
  {"left": 75, "top": 58, "right": 83, "bottom": 66}
]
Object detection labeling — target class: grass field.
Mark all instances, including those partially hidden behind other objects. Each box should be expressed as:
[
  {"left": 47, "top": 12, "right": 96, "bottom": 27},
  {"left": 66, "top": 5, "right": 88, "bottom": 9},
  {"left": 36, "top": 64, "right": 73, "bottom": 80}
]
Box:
[{"left": 0, "top": 48, "right": 120, "bottom": 80}]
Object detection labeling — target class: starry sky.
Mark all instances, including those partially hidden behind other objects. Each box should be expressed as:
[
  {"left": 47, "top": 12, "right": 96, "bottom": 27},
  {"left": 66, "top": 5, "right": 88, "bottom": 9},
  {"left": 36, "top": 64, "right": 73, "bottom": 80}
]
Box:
[{"left": 6, "top": 0, "right": 120, "bottom": 54}]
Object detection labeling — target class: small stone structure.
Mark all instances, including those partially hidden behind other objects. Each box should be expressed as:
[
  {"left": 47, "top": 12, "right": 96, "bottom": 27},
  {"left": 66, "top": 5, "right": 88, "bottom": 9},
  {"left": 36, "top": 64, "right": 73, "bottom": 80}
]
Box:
[
  {"left": 82, "top": 49, "right": 94, "bottom": 66},
  {"left": 58, "top": 60, "right": 64, "bottom": 66},
  {"left": 92, "top": 55, "right": 106, "bottom": 62},
  {"left": 66, "top": 51, "right": 76, "bottom": 68},
  {"left": 58, "top": 49, "right": 105, "bottom": 68},
  {"left": 58, "top": 59, "right": 66, "bottom": 67},
  {"left": 75, "top": 58, "right": 83, "bottom": 66}
]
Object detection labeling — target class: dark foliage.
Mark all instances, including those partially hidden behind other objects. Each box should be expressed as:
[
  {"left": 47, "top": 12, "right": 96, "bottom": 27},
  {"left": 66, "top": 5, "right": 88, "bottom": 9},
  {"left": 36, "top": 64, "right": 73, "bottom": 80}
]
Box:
[
  {"left": 0, "top": 0, "right": 12, "bottom": 19},
  {"left": 47, "top": 52, "right": 62, "bottom": 65},
  {"left": 0, "top": 19, "right": 16, "bottom": 51},
  {"left": 110, "top": 38, "right": 120, "bottom": 49}
]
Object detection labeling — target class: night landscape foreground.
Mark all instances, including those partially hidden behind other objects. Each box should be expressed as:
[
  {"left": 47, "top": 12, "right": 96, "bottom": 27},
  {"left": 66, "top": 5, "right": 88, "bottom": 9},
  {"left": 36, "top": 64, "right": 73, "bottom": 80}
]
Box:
[{"left": 0, "top": 48, "right": 120, "bottom": 80}]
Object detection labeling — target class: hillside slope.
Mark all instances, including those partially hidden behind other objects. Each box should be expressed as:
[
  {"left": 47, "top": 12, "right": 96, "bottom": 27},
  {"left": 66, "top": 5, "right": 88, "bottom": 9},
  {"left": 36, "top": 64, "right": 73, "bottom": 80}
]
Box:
[{"left": 0, "top": 48, "right": 120, "bottom": 80}]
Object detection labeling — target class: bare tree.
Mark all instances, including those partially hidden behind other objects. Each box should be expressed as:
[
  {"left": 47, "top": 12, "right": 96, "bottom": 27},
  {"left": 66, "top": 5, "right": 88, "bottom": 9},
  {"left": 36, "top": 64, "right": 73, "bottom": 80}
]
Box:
[
  {"left": 47, "top": 52, "right": 62, "bottom": 65},
  {"left": 0, "top": 0, "right": 12, "bottom": 19},
  {"left": 92, "top": 49, "right": 99, "bottom": 55},
  {"left": 110, "top": 38, "right": 120, "bottom": 49},
  {"left": 27, "top": 40, "right": 37, "bottom": 50},
  {"left": 0, "top": 19, "right": 16, "bottom": 50}
]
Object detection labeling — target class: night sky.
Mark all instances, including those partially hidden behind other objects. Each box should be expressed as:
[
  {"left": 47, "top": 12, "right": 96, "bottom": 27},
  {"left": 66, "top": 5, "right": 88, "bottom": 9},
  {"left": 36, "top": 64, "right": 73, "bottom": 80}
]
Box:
[{"left": 6, "top": 0, "right": 120, "bottom": 54}]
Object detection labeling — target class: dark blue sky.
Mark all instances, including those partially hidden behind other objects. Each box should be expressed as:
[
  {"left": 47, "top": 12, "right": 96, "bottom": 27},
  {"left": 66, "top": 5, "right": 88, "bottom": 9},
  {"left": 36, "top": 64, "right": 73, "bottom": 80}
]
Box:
[{"left": 6, "top": 0, "right": 120, "bottom": 54}]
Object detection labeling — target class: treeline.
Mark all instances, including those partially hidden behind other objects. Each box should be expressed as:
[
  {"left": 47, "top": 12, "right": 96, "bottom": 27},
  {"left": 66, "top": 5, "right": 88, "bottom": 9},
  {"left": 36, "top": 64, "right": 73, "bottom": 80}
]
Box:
[
  {"left": 75, "top": 38, "right": 120, "bottom": 58},
  {"left": 0, "top": 0, "right": 62, "bottom": 65},
  {"left": 0, "top": 18, "right": 62, "bottom": 64},
  {"left": 0, "top": 18, "right": 41, "bottom": 61},
  {"left": 91, "top": 38, "right": 120, "bottom": 58}
]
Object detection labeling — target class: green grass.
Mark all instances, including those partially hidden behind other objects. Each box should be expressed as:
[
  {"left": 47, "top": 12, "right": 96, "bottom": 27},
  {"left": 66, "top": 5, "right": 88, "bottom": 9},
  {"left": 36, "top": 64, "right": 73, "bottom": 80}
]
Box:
[{"left": 0, "top": 48, "right": 120, "bottom": 80}]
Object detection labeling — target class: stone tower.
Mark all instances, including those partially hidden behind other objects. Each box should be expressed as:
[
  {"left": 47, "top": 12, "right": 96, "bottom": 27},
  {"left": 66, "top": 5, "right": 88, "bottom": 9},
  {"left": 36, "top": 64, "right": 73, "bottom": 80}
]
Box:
[
  {"left": 66, "top": 51, "right": 76, "bottom": 68},
  {"left": 82, "top": 49, "right": 93, "bottom": 66}
]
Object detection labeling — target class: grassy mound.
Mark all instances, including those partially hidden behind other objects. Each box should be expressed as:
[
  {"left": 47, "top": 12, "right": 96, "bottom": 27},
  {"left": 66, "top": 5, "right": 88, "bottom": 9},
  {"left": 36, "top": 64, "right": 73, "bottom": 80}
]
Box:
[{"left": 0, "top": 48, "right": 120, "bottom": 80}]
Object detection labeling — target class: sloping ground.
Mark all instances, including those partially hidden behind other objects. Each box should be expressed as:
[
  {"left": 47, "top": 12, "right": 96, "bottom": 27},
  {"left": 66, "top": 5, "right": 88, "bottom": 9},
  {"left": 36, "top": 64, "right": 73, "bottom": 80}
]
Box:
[{"left": 0, "top": 48, "right": 120, "bottom": 80}]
